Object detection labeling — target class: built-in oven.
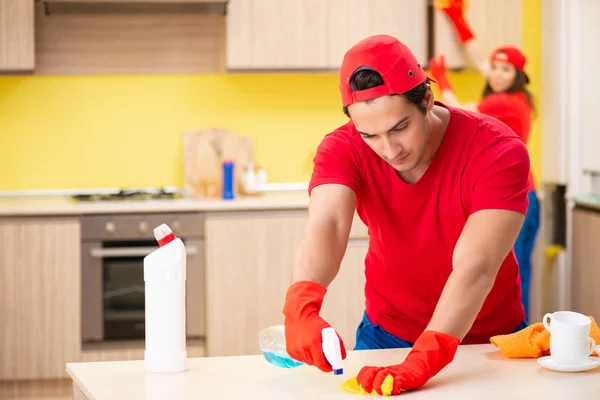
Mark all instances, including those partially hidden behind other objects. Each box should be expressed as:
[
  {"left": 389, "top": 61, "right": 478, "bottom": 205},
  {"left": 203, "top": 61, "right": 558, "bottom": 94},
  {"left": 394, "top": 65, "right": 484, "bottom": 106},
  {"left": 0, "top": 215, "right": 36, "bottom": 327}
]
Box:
[{"left": 81, "top": 212, "right": 205, "bottom": 343}]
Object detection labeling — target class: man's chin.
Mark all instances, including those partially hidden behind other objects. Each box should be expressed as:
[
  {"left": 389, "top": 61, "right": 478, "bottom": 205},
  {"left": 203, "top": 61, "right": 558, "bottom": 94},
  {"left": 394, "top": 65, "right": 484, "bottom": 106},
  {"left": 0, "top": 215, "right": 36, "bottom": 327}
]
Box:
[{"left": 389, "top": 160, "right": 415, "bottom": 173}]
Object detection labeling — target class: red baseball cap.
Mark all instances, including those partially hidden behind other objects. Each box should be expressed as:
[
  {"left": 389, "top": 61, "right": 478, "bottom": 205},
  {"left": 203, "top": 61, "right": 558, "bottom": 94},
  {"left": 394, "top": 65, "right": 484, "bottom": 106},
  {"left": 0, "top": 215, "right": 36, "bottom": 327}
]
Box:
[
  {"left": 490, "top": 46, "right": 530, "bottom": 83},
  {"left": 339, "top": 35, "right": 434, "bottom": 107}
]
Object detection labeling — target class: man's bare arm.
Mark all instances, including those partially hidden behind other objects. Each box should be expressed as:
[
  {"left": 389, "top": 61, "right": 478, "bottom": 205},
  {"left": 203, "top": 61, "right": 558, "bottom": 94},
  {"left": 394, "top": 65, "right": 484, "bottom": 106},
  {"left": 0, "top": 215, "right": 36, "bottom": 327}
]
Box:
[
  {"left": 292, "top": 184, "right": 357, "bottom": 287},
  {"left": 425, "top": 208, "right": 525, "bottom": 339}
]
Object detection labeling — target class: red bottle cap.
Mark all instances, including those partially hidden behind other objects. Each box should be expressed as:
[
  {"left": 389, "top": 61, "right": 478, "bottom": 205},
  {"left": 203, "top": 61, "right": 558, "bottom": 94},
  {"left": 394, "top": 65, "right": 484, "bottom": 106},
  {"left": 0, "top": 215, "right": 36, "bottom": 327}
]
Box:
[{"left": 154, "top": 223, "right": 176, "bottom": 247}]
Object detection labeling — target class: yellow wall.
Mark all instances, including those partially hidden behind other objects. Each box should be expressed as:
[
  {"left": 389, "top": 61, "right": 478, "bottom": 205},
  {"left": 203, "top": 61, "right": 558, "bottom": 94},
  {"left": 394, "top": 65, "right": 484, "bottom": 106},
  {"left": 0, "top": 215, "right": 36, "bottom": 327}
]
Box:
[
  {"left": 520, "top": 0, "right": 542, "bottom": 189},
  {"left": 0, "top": 73, "right": 348, "bottom": 190},
  {"left": 0, "top": 2, "right": 541, "bottom": 191}
]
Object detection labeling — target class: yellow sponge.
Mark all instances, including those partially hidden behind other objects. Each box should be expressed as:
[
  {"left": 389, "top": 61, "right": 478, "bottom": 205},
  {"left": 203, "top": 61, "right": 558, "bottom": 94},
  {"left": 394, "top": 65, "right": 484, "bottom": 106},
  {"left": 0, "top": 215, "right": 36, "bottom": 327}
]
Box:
[{"left": 340, "top": 374, "right": 395, "bottom": 396}]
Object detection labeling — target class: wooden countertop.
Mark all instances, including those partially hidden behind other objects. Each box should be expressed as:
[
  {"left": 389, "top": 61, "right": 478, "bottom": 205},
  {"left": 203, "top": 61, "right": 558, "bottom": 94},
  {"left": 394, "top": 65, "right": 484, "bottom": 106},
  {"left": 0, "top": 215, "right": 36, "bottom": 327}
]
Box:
[
  {"left": 66, "top": 344, "right": 600, "bottom": 399},
  {"left": 0, "top": 192, "right": 310, "bottom": 217}
]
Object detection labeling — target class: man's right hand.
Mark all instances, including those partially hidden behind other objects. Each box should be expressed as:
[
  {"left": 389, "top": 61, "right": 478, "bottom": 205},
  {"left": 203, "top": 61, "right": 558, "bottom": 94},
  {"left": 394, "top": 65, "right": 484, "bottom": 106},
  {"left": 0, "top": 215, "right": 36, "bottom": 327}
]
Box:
[{"left": 282, "top": 280, "right": 347, "bottom": 372}]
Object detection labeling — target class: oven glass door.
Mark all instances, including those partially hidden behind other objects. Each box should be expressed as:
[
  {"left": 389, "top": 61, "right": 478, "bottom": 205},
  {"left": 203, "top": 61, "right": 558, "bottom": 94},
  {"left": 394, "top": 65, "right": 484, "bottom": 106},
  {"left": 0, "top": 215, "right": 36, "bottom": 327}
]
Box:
[{"left": 99, "top": 241, "right": 156, "bottom": 340}]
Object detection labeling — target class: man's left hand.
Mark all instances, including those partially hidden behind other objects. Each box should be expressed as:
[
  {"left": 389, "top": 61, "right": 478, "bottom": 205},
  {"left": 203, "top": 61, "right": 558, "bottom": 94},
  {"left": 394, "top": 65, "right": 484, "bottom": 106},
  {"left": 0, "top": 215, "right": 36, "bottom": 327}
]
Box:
[{"left": 356, "top": 331, "right": 460, "bottom": 395}]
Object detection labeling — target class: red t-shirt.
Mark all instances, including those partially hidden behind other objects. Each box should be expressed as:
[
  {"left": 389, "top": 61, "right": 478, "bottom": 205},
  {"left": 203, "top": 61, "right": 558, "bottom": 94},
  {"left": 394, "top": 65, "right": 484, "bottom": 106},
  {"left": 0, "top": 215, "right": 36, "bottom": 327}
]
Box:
[
  {"left": 308, "top": 102, "right": 530, "bottom": 345},
  {"left": 478, "top": 92, "right": 534, "bottom": 190}
]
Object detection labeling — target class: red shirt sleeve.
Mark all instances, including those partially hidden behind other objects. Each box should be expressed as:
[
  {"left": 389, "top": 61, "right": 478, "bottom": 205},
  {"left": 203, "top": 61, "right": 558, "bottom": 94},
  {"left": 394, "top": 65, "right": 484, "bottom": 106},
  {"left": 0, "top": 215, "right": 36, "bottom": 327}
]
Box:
[
  {"left": 477, "top": 93, "right": 529, "bottom": 142},
  {"left": 308, "top": 131, "right": 362, "bottom": 196},
  {"left": 467, "top": 127, "right": 531, "bottom": 216}
]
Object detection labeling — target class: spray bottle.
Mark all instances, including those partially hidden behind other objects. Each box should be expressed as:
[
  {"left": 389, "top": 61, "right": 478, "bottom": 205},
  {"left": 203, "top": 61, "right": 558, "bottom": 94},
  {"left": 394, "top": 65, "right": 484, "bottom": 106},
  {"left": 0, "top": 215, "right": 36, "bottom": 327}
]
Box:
[
  {"left": 321, "top": 327, "right": 344, "bottom": 375},
  {"left": 144, "top": 223, "right": 187, "bottom": 373}
]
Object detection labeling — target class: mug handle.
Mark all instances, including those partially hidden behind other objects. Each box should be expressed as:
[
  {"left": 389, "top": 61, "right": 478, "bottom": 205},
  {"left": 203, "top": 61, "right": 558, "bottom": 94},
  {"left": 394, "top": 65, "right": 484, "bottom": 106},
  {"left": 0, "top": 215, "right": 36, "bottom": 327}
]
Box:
[
  {"left": 588, "top": 337, "right": 596, "bottom": 355},
  {"left": 543, "top": 313, "right": 552, "bottom": 332}
]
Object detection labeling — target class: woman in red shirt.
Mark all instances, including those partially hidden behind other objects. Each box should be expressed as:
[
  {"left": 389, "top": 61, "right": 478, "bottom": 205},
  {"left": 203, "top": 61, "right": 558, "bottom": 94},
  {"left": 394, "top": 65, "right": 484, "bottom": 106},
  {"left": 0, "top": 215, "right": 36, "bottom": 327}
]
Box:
[{"left": 429, "top": 0, "right": 539, "bottom": 322}]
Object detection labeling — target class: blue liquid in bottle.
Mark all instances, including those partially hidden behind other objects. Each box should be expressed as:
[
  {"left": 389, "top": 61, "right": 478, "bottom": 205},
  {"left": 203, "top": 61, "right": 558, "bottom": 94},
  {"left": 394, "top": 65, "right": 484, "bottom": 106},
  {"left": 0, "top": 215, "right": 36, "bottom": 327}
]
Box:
[
  {"left": 259, "top": 325, "right": 303, "bottom": 369},
  {"left": 262, "top": 351, "right": 303, "bottom": 369}
]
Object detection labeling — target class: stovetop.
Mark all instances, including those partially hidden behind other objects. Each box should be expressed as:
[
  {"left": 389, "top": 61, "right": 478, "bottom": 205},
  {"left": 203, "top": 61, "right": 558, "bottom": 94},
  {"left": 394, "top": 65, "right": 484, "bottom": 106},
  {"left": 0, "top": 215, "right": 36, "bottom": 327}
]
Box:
[{"left": 71, "top": 187, "right": 184, "bottom": 202}]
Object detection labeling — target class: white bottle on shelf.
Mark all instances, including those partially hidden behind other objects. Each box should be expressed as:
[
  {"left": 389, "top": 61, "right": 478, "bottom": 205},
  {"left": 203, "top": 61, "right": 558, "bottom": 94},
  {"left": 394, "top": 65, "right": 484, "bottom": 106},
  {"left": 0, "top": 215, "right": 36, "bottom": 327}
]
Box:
[{"left": 144, "top": 223, "right": 187, "bottom": 373}]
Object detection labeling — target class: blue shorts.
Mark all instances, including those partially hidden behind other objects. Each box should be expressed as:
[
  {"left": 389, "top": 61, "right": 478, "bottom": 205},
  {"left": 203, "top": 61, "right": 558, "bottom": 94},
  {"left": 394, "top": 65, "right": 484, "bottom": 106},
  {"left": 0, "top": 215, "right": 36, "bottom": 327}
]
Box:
[{"left": 354, "top": 312, "right": 529, "bottom": 350}]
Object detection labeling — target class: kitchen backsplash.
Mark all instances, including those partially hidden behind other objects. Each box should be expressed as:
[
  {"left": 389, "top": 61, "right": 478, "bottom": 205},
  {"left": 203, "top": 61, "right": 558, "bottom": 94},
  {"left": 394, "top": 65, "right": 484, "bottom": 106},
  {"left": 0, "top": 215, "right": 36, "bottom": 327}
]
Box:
[{"left": 0, "top": 69, "right": 533, "bottom": 191}]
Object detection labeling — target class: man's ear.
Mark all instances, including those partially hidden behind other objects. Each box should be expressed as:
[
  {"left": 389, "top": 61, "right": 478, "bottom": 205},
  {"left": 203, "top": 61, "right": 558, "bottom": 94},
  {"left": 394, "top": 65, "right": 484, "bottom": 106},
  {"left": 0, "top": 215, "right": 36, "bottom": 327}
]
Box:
[{"left": 424, "top": 85, "right": 435, "bottom": 112}]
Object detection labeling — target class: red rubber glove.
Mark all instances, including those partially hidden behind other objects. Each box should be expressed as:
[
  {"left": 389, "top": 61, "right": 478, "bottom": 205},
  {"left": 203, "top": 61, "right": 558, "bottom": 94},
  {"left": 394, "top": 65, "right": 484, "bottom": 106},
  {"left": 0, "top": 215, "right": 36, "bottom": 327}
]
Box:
[
  {"left": 356, "top": 331, "right": 460, "bottom": 395},
  {"left": 429, "top": 55, "right": 453, "bottom": 92},
  {"left": 435, "top": 0, "right": 475, "bottom": 43},
  {"left": 282, "top": 280, "right": 347, "bottom": 372}
]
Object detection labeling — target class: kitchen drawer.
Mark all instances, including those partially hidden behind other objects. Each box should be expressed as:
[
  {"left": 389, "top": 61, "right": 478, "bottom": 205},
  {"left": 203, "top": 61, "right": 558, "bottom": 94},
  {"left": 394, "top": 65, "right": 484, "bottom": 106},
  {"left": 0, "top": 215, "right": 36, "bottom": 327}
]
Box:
[{"left": 81, "top": 213, "right": 205, "bottom": 240}]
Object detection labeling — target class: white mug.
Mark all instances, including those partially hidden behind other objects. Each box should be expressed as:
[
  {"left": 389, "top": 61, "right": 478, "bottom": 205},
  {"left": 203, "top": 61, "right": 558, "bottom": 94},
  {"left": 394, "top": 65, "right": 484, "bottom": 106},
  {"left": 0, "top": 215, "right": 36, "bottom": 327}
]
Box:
[
  {"left": 549, "top": 336, "right": 595, "bottom": 365},
  {"left": 543, "top": 311, "right": 596, "bottom": 365}
]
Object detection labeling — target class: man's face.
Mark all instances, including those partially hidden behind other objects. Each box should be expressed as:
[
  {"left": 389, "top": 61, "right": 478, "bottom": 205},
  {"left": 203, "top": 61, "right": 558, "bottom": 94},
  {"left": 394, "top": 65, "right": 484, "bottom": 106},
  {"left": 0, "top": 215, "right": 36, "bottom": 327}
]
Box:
[{"left": 347, "top": 93, "right": 430, "bottom": 173}]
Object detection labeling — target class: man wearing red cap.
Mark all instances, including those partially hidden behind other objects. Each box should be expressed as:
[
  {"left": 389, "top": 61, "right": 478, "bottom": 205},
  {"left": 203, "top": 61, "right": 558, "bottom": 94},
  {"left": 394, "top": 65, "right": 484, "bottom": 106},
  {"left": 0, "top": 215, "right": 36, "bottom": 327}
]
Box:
[
  {"left": 430, "top": 0, "right": 539, "bottom": 323},
  {"left": 281, "top": 32, "right": 530, "bottom": 395}
]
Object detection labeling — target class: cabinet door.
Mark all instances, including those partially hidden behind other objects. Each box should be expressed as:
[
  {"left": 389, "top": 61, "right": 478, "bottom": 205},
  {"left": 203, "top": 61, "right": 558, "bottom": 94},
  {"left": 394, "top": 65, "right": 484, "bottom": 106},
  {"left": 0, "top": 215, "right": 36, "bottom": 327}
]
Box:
[
  {"left": 320, "top": 239, "right": 368, "bottom": 351},
  {"left": 328, "top": 0, "right": 428, "bottom": 69},
  {"left": 571, "top": 208, "right": 600, "bottom": 318},
  {"left": 434, "top": 0, "right": 522, "bottom": 69},
  {"left": 0, "top": 0, "right": 35, "bottom": 71},
  {"left": 204, "top": 211, "right": 309, "bottom": 356},
  {"left": 226, "top": 0, "right": 328, "bottom": 69},
  {"left": 0, "top": 219, "right": 81, "bottom": 379}
]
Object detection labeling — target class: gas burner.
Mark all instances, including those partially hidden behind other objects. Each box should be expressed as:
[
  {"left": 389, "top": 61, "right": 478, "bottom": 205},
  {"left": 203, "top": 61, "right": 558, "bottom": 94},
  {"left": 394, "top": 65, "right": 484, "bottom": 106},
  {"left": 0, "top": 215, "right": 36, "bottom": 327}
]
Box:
[{"left": 71, "top": 187, "right": 183, "bottom": 202}]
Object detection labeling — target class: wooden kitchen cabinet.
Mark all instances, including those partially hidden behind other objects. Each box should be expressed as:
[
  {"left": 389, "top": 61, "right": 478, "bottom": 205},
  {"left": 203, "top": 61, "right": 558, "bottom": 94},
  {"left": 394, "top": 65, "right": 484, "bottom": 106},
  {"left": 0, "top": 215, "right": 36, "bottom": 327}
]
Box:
[
  {"left": 0, "top": 218, "right": 80, "bottom": 380},
  {"left": 204, "top": 210, "right": 369, "bottom": 357},
  {"left": 226, "top": 0, "right": 329, "bottom": 70},
  {"left": 44, "top": 0, "right": 226, "bottom": 3},
  {"left": 327, "top": 0, "right": 428, "bottom": 69},
  {"left": 434, "top": 0, "right": 522, "bottom": 69},
  {"left": 319, "top": 238, "right": 368, "bottom": 350},
  {"left": 226, "top": 0, "right": 428, "bottom": 70},
  {"left": 0, "top": 0, "right": 35, "bottom": 72},
  {"left": 571, "top": 206, "right": 600, "bottom": 319}
]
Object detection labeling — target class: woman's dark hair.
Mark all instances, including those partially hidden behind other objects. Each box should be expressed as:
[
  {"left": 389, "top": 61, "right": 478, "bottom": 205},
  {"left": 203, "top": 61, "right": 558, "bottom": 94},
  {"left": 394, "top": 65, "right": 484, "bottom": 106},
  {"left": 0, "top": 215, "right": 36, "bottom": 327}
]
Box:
[
  {"left": 342, "top": 68, "right": 429, "bottom": 118},
  {"left": 482, "top": 69, "right": 536, "bottom": 115}
]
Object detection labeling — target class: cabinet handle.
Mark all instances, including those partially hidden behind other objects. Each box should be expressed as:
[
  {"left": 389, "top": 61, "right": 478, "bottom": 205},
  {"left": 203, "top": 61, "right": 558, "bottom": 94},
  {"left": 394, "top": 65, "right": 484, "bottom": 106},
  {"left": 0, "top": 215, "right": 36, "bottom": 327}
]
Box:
[{"left": 90, "top": 245, "right": 198, "bottom": 258}]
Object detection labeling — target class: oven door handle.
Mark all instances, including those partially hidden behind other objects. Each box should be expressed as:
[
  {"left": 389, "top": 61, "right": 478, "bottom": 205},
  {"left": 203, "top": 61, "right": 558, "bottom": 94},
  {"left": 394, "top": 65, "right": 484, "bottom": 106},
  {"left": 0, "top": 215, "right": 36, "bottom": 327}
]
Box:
[{"left": 90, "top": 245, "right": 198, "bottom": 258}]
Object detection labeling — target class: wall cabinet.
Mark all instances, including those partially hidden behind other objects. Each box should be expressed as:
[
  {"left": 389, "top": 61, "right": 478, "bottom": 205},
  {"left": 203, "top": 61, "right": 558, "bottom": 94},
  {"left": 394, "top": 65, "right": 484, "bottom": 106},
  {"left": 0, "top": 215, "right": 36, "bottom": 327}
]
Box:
[
  {"left": 226, "top": 0, "right": 428, "bottom": 70},
  {"left": 43, "top": 0, "right": 227, "bottom": 3},
  {"left": 0, "top": 218, "right": 80, "bottom": 380},
  {"left": 204, "top": 210, "right": 369, "bottom": 356},
  {"left": 226, "top": 0, "right": 329, "bottom": 70},
  {"left": 326, "top": 0, "right": 427, "bottom": 70},
  {"left": 434, "top": 0, "right": 522, "bottom": 69},
  {"left": 0, "top": 0, "right": 35, "bottom": 72}
]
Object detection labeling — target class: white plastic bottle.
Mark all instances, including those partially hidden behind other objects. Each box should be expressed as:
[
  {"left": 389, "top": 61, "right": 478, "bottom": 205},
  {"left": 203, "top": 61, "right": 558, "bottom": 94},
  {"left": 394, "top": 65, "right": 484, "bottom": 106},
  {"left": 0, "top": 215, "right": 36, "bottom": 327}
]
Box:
[{"left": 144, "top": 223, "right": 187, "bottom": 373}]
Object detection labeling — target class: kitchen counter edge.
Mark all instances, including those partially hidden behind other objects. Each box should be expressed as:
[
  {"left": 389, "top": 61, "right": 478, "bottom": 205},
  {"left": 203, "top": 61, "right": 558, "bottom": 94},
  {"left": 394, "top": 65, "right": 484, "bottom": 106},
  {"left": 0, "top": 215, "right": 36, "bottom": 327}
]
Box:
[{"left": 0, "top": 195, "right": 311, "bottom": 217}]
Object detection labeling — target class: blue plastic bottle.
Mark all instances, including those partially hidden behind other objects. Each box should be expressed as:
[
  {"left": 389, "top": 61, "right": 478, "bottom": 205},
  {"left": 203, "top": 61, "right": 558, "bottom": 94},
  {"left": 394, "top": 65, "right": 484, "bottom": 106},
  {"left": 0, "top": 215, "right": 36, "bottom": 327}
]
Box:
[{"left": 222, "top": 160, "right": 235, "bottom": 200}]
